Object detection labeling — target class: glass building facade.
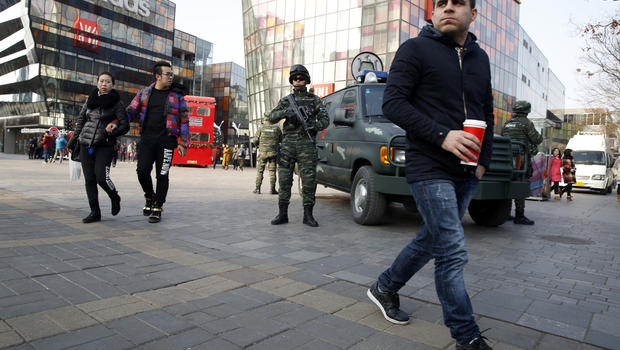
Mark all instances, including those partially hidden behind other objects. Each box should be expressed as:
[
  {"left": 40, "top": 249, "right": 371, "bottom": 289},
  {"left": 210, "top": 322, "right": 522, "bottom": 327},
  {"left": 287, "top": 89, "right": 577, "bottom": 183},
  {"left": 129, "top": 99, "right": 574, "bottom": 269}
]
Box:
[
  {"left": 205, "top": 62, "right": 249, "bottom": 145},
  {"left": 242, "top": 0, "right": 527, "bottom": 137},
  {"left": 0, "top": 0, "right": 212, "bottom": 153}
]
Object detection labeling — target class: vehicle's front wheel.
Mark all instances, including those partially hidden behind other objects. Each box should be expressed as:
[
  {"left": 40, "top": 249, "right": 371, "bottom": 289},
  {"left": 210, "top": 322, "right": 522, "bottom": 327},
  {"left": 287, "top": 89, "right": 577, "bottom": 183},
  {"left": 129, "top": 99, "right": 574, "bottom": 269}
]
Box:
[
  {"left": 468, "top": 199, "right": 511, "bottom": 227},
  {"left": 350, "top": 166, "right": 387, "bottom": 225}
]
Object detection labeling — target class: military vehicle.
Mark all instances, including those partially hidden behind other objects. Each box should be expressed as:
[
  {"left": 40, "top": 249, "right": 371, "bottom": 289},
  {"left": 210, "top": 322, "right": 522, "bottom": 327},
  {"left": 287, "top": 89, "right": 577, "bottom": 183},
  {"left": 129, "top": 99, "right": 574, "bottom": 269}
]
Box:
[{"left": 314, "top": 52, "right": 530, "bottom": 226}]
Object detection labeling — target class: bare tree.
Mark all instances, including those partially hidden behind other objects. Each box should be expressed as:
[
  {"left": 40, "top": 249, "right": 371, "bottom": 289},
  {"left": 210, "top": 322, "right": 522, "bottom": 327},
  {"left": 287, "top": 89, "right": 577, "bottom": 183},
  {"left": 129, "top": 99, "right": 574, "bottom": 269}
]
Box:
[{"left": 577, "top": 12, "right": 620, "bottom": 113}]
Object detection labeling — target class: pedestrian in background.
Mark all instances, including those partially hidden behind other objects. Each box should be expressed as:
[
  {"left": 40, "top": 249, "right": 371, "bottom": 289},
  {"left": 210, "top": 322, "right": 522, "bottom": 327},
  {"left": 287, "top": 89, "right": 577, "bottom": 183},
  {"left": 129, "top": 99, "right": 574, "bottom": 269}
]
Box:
[
  {"left": 269, "top": 64, "right": 329, "bottom": 227},
  {"left": 237, "top": 144, "right": 246, "bottom": 171},
  {"left": 67, "top": 71, "right": 129, "bottom": 223},
  {"left": 27, "top": 137, "right": 36, "bottom": 159},
  {"left": 126, "top": 61, "right": 189, "bottom": 223},
  {"left": 127, "top": 141, "right": 135, "bottom": 162},
  {"left": 232, "top": 144, "right": 239, "bottom": 170},
  {"left": 51, "top": 133, "right": 68, "bottom": 163},
  {"left": 212, "top": 145, "right": 221, "bottom": 169},
  {"left": 112, "top": 139, "right": 120, "bottom": 167},
  {"left": 222, "top": 144, "right": 231, "bottom": 170},
  {"left": 42, "top": 131, "right": 54, "bottom": 164},
  {"left": 366, "top": 1, "right": 494, "bottom": 349},
  {"left": 120, "top": 142, "right": 127, "bottom": 162},
  {"left": 561, "top": 148, "right": 576, "bottom": 201},
  {"left": 549, "top": 147, "right": 562, "bottom": 200},
  {"left": 253, "top": 112, "right": 282, "bottom": 194}
]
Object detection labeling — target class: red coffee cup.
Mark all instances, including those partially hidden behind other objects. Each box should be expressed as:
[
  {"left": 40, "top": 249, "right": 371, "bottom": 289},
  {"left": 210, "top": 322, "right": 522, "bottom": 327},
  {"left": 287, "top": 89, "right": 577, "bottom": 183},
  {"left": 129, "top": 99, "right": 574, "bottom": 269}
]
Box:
[{"left": 460, "top": 119, "right": 487, "bottom": 166}]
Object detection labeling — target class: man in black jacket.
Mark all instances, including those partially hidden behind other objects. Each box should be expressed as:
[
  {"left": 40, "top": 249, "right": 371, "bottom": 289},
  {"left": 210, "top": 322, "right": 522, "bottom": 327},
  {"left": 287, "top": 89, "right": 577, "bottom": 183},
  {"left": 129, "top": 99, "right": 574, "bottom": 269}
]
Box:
[{"left": 366, "top": 1, "right": 493, "bottom": 350}]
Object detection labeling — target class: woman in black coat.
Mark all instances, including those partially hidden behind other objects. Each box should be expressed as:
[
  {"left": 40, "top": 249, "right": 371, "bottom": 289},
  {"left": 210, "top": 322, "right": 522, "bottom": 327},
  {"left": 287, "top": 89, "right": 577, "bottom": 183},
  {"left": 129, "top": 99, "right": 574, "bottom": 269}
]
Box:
[{"left": 68, "top": 72, "right": 129, "bottom": 223}]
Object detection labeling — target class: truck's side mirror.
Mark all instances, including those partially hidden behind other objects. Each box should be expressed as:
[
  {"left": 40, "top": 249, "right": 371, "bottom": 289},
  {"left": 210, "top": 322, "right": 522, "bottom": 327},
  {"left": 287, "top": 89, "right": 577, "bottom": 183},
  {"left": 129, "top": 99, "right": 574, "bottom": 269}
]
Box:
[{"left": 333, "top": 108, "right": 354, "bottom": 126}]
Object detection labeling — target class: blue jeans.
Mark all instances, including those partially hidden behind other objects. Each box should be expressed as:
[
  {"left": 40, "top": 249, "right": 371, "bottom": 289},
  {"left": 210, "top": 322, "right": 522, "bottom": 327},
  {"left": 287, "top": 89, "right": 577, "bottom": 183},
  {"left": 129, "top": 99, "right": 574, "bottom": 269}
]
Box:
[
  {"left": 43, "top": 148, "right": 52, "bottom": 162},
  {"left": 378, "top": 178, "right": 480, "bottom": 343}
]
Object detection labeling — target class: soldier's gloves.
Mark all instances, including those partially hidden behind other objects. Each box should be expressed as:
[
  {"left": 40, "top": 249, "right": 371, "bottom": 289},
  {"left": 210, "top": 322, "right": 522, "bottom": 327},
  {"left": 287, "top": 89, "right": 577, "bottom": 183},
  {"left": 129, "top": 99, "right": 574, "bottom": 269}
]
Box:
[{"left": 285, "top": 110, "right": 299, "bottom": 126}]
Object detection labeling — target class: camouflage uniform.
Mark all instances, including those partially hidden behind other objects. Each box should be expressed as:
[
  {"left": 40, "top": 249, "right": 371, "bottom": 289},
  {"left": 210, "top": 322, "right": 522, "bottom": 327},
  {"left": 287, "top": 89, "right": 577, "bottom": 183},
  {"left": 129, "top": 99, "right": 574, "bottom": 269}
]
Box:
[
  {"left": 269, "top": 88, "right": 329, "bottom": 207},
  {"left": 501, "top": 100, "right": 543, "bottom": 224},
  {"left": 254, "top": 113, "right": 283, "bottom": 194}
]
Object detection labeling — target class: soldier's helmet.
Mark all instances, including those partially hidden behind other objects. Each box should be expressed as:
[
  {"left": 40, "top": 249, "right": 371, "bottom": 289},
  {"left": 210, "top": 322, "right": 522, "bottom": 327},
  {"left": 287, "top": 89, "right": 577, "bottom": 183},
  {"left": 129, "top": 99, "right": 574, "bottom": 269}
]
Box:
[
  {"left": 513, "top": 100, "right": 531, "bottom": 114},
  {"left": 289, "top": 64, "right": 311, "bottom": 84}
]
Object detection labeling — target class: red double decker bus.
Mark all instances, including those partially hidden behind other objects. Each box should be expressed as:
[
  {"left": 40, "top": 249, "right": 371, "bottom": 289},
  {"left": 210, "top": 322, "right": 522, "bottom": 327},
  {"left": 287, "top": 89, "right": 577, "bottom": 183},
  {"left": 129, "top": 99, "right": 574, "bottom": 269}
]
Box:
[{"left": 173, "top": 96, "right": 216, "bottom": 166}]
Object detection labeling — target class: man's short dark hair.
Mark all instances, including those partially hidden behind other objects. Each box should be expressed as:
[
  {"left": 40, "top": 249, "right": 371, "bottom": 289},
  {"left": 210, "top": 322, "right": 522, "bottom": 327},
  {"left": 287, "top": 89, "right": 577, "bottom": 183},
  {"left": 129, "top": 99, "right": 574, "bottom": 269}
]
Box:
[
  {"left": 153, "top": 61, "right": 172, "bottom": 79},
  {"left": 434, "top": 0, "right": 476, "bottom": 9}
]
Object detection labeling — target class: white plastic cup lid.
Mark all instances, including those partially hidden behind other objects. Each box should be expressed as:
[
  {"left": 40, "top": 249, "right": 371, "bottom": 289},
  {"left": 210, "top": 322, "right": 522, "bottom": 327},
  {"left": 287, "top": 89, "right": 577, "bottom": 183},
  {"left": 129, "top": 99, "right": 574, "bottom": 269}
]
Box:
[{"left": 463, "top": 119, "right": 487, "bottom": 128}]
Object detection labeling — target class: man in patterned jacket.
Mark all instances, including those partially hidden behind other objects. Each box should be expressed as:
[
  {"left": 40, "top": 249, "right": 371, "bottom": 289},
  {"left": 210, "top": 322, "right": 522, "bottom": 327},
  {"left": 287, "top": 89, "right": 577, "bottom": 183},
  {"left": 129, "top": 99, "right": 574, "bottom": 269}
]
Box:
[{"left": 126, "top": 61, "right": 189, "bottom": 223}]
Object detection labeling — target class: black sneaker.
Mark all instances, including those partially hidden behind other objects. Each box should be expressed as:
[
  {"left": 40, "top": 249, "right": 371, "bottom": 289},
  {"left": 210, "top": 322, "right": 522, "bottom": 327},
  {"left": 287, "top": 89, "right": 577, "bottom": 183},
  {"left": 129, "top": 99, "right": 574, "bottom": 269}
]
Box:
[
  {"left": 149, "top": 206, "right": 162, "bottom": 223},
  {"left": 456, "top": 336, "right": 492, "bottom": 350},
  {"left": 367, "top": 281, "right": 409, "bottom": 325},
  {"left": 143, "top": 197, "right": 153, "bottom": 216},
  {"left": 82, "top": 211, "right": 101, "bottom": 224}
]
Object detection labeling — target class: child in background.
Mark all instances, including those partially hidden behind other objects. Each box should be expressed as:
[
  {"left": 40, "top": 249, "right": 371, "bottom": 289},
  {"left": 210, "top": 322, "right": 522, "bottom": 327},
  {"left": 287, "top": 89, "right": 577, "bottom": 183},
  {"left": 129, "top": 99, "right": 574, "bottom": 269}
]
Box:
[{"left": 561, "top": 148, "right": 576, "bottom": 201}]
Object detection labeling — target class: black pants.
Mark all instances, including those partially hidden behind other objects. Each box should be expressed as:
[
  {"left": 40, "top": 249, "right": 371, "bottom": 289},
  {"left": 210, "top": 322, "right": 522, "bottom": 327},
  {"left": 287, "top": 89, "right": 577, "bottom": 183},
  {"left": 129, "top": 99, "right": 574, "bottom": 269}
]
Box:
[
  {"left": 80, "top": 145, "right": 117, "bottom": 212},
  {"left": 551, "top": 181, "right": 560, "bottom": 194},
  {"left": 136, "top": 136, "right": 176, "bottom": 206},
  {"left": 562, "top": 183, "right": 573, "bottom": 197}
]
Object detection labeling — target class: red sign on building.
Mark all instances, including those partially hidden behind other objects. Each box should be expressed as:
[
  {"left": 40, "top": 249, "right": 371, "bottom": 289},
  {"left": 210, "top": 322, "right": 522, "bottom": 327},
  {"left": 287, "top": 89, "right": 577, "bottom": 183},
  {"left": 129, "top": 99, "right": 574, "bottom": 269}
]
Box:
[
  {"left": 310, "top": 83, "right": 335, "bottom": 99},
  {"left": 73, "top": 17, "right": 100, "bottom": 53}
]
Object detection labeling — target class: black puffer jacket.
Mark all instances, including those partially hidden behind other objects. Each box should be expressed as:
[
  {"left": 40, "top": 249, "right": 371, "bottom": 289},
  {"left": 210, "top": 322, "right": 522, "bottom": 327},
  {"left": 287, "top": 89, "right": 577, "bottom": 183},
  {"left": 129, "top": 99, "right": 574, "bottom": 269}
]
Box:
[{"left": 71, "top": 89, "right": 129, "bottom": 148}]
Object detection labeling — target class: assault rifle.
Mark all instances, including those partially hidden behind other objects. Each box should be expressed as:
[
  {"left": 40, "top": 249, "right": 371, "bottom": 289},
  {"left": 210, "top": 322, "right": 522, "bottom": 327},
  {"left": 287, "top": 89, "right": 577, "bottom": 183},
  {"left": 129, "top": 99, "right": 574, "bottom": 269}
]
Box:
[{"left": 286, "top": 94, "right": 315, "bottom": 141}]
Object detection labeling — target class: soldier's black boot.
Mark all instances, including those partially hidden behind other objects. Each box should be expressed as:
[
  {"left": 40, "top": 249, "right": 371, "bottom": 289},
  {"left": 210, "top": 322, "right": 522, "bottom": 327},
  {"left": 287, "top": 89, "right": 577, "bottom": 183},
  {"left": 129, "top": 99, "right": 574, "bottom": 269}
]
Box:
[
  {"left": 303, "top": 205, "right": 319, "bottom": 227},
  {"left": 253, "top": 185, "right": 261, "bottom": 194},
  {"left": 271, "top": 202, "right": 288, "bottom": 225},
  {"left": 270, "top": 184, "right": 278, "bottom": 195},
  {"left": 514, "top": 214, "right": 534, "bottom": 225}
]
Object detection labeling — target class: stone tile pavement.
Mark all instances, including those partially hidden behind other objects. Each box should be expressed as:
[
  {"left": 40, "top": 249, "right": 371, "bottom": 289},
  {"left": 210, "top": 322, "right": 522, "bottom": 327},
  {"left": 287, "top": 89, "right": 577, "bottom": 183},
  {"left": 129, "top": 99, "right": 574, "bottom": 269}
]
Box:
[{"left": 1, "top": 154, "right": 619, "bottom": 349}]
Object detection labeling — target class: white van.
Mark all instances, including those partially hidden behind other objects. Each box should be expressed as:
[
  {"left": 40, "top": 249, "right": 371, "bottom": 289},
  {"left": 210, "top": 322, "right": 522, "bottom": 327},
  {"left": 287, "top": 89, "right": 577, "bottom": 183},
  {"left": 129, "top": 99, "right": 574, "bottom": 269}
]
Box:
[{"left": 565, "top": 132, "right": 616, "bottom": 194}]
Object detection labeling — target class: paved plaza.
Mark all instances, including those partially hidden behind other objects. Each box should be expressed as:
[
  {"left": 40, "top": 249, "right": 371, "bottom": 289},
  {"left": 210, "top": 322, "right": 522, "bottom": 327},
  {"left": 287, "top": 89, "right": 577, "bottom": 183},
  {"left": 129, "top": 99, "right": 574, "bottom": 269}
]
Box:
[{"left": 1, "top": 153, "right": 619, "bottom": 350}]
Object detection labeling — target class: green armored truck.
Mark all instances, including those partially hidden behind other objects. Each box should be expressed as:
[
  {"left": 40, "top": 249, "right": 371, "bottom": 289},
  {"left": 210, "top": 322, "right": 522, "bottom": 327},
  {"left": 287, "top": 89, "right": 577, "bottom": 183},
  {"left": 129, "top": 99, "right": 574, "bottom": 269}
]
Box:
[{"left": 314, "top": 53, "right": 530, "bottom": 226}]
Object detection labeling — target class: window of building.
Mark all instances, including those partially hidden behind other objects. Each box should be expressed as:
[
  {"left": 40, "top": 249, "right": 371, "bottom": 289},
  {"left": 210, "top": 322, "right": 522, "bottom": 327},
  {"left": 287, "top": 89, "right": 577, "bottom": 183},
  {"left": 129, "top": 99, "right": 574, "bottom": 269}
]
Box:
[{"left": 521, "top": 74, "right": 526, "bottom": 83}]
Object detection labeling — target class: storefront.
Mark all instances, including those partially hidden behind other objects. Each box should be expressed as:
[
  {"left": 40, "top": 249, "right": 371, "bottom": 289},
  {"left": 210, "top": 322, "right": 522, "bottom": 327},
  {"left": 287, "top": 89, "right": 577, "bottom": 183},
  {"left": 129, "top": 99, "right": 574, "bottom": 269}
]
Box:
[{"left": 0, "top": 0, "right": 212, "bottom": 153}]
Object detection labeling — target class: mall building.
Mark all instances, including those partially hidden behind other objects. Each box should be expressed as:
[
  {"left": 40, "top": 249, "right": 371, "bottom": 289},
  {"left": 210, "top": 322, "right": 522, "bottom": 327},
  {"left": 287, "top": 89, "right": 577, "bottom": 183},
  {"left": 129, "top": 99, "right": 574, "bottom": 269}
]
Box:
[
  {"left": 241, "top": 0, "right": 566, "bottom": 140},
  {"left": 0, "top": 0, "right": 218, "bottom": 153}
]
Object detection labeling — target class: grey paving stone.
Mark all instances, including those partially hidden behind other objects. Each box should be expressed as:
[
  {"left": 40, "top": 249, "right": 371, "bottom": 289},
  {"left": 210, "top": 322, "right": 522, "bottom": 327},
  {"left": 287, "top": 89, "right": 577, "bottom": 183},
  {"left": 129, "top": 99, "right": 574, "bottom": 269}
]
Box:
[
  {"left": 199, "top": 318, "right": 240, "bottom": 335},
  {"left": 163, "top": 297, "right": 223, "bottom": 316},
  {"left": 29, "top": 325, "right": 115, "bottom": 350},
  {"left": 477, "top": 317, "right": 542, "bottom": 349},
  {"left": 247, "top": 329, "right": 314, "bottom": 350},
  {"left": 147, "top": 266, "right": 210, "bottom": 285},
  {"left": 349, "top": 331, "right": 436, "bottom": 350},
  {"left": 517, "top": 313, "right": 586, "bottom": 341},
  {"left": 272, "top": 305, "right": 325, "bottom": 327},
  {"left": 66, "top": 335, "right": 134, "bottom": 350},
  {"left": 294, "top": 338, "right": 343, "bottom": 350},
  {"left": 295, "top": 314, "right": 377, "bottom": 348},
  {"left": 106, "top": 316, "right": 167, "bottom": 345},
  {"left": 134, "top": 310, "right": 195, "bottom": 336},
  {"left": 220, "top": 327, "right": 275, "bottom": 348},
  {"left": 203, "top": 303, "right": 245, "bottom": 318},
  {"left": 189, "top": 337, "right": 241, "bottom": 350},
  {"left": 141, "top": 328, "right": 213, "bottom": 350},
  {"left": 284, "top": 269, "right": 335, "bottom": 287},
  {"left": 180, "top": 311, "right": 218, "bottom": 326},
  {"left": 212, "top": 287, "right": 281, "bottom": 310},
  {"left": 524, "top": 300, "right": 592, "bottom": 328},
  {"left": 0, "top": 294, "right": 69, "bottom": 319},
  {"left": 282, "top": 250, "right": 330, "bottom": 262},
  {"left": 0, "top": 268, "right": 26, "bottom": 281},
  {"left": 585, "top": 329, "right": 620, "bottom": 349},
  {"left": 535, "top": 334, "right": 582, "bottom": 350}
]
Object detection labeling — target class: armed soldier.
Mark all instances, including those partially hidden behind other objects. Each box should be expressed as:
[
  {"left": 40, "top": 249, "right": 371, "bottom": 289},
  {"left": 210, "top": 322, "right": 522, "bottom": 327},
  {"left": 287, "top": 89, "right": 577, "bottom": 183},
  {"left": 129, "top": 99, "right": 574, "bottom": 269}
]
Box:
[
  {"left": 269, "top": 64, "right": 329, "bottom": 227},
  {"left": 253, "top": 112, "right": 283, "bottom": 194},
  {"left": 502, "top": 100, "right": 542, "bottom": 225}
]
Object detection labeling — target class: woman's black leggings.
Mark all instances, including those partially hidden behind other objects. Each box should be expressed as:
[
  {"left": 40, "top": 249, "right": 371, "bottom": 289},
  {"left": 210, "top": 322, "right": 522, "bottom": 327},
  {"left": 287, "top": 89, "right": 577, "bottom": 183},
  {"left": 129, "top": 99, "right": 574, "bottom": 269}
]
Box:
[
  {"left": 551, "top": 181, "right": 560, "bottom": 194},
  {"left": 80, "top": 145, "right": 118, "bottom": 212}
]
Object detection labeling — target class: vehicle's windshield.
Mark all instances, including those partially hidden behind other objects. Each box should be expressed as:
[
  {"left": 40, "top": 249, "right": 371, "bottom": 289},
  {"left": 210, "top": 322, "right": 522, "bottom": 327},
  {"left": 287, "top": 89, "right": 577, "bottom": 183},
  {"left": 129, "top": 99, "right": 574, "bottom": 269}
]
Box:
[
  {"left": 573, "top": 151, "right": 606, "bottom": 165},
  {"left": 362, "top": 85, "right": 390, "bottom": 122}
]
